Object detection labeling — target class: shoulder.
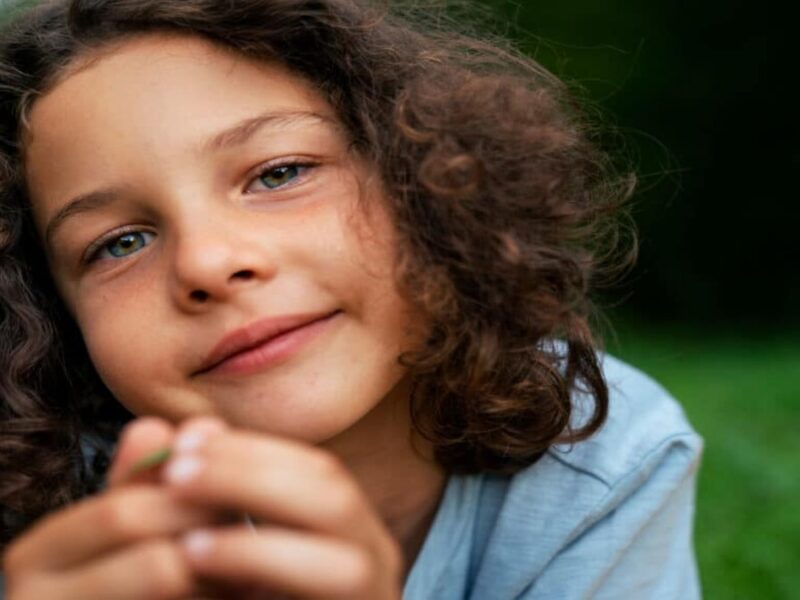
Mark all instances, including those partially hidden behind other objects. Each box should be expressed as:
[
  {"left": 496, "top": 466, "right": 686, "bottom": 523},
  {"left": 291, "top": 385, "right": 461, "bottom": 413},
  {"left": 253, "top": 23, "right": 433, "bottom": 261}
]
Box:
[
  {"left": 465, "top": 354, "right": 703, "bottom": 598},
  {"left": 473, "top": 354, "right": 705, "bottom": 599},
  {"left": 406, "top": 354, "right": 704, "bottom": 599},
  {"left": 547, "top": 353, "right": 703, "bottom": 489},
  {"left": 496, "top": 352, "right": 703, "bottom": 547}
]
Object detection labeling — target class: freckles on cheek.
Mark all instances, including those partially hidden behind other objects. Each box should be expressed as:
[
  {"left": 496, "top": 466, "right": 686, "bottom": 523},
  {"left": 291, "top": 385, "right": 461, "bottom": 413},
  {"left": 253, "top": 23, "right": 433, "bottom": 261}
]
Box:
[
  {"left": 80, "top": 317, "right": 180, "bottom": 419},
  {"left": 74, "top": 285, "right": 159, "bottom": 380}
]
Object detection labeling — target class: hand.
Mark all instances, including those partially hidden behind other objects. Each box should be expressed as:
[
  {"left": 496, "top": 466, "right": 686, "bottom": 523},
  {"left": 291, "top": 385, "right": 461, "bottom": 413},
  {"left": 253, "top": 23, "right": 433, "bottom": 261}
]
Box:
[
  {"left": 158, "top": 416, "right": 405, "bottom": 600},
  {"left": 2, "top": 418, "right": 225, "bottom": 600}
]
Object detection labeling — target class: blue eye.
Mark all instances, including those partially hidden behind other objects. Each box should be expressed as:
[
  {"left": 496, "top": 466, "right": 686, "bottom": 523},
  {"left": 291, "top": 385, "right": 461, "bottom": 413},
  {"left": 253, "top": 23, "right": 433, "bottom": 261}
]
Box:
[
  {"left": 97, "top": 231, "right": 155, "bottom": 260},
  {"left": 250, "top": 163, "right": 308, "bottom": 192}
]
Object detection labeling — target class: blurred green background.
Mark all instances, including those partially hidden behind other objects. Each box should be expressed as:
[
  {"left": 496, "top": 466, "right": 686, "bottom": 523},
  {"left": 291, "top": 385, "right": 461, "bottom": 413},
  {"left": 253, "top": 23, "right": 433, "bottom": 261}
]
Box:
[{"left": 471, "top": 1, "right": 798, "bottom": 598}]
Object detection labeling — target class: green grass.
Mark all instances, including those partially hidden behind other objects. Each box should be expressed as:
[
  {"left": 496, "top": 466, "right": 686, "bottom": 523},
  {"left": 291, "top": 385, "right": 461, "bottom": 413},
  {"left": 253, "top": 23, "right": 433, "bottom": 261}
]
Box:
[{"left": 607, "top": 324, "right": 800, "bottom": 600}]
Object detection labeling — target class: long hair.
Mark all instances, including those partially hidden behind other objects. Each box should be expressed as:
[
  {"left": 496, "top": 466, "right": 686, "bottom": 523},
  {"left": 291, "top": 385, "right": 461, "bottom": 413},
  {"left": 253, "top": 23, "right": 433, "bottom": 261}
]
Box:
[{"left": 0, "top": 0, "right": 635, "bottom": 548}]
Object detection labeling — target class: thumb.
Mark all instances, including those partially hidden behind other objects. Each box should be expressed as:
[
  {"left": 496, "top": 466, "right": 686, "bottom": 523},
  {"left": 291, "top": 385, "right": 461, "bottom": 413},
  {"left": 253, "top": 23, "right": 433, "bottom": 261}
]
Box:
[{"left": 106, "top": 416, "right": 176, "bottom": 487}]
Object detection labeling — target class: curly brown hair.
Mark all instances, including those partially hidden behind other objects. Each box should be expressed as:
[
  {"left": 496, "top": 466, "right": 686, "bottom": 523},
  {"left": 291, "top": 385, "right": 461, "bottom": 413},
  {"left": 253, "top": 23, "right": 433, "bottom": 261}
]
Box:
[{"left": 0, "top": 0, "right": 634, "bottom": 548}]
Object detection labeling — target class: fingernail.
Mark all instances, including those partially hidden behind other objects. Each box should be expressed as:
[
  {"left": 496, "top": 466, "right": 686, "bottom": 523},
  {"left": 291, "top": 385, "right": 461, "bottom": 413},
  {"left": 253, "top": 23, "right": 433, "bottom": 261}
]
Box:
[
  {"left": 182, "top": 529, "right": 214, "bottom": 558},
  {"left": 164, "top": 456, "right": 203, "bottom": 484},
  {"left": 174, "top": 430, "right": 208, "bottom": 454},
  {"left": 173, "top": 418, "right": 225, "bottom": 453}
]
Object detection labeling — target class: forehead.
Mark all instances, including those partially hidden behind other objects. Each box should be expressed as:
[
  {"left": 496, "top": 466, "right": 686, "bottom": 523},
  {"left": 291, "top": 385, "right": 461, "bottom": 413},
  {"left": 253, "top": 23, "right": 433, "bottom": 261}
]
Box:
[
  {"left": 48, "top": 31, "right": 326, "bottom": 97},
  {"left": 26, "top": 32, "right": 332, "bottom": 144},
  {"left": 26, "top": 34, "right": 332, "bottom": 154}
]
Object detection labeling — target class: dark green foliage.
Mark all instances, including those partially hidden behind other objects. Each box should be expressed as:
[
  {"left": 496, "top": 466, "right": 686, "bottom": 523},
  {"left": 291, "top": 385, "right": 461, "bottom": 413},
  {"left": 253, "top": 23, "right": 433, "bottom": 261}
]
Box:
[{"left": 479, "top": 0, "right": 797, "bottom": 327}]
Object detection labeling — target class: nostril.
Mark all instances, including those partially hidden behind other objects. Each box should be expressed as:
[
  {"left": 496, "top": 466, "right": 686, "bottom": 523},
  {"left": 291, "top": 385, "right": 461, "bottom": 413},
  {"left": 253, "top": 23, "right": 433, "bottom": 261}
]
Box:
[
  {"left": 231, "top": 269, "right": 255, "bottom": 281},
  {"left": 190, "top": 289, "right": 209, "bottom": 302}
]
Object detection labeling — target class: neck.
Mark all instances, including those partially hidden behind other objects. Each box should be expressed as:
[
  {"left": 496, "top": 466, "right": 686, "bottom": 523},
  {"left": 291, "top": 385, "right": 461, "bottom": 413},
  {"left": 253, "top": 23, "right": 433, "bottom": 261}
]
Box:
[{"left": 320, "top": 377, "right": 447, "bottom": 579}]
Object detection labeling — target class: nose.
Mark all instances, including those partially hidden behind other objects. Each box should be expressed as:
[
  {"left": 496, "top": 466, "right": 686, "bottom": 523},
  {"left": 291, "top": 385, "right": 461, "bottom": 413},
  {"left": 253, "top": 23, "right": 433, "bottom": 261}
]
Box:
[{"left": 169, "top": 213, "right": 276, "bottom": 311}]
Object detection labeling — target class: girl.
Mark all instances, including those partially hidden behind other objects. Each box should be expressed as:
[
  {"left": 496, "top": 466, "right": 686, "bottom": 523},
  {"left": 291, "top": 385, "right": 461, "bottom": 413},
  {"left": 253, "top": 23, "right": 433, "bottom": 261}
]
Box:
[{"left": 0, "top": 0, "right": 703, "bottom": 598}]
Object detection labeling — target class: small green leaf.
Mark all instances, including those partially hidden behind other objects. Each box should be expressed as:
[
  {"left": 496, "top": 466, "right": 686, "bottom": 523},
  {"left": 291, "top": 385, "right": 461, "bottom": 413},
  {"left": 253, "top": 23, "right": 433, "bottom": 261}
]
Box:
[{"left": 128, "top": 447, "right": 172, "bottom": 475}]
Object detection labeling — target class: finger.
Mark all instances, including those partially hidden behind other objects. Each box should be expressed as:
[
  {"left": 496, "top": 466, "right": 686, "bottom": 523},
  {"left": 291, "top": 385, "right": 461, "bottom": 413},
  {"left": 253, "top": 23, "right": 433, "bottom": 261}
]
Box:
[
  {"left": 181, "top": 525, "right": 378, "bottom": 600},
  {"left": 162, "top": 423, "right": 396, "bottom": 559},
  {"left": 47, "top": 538, "right": 196, "bottom": 600},
  {"left": 3, "top": 485, "right": 221, "bottom": 573},
  {"left": 110, "top": 416, "right": 226, "bottom": 486},
  {"left": 107, "top": 417, "right": 175, "bottom": 486},
  {"left": 185, "top": 580, "right": 269, "bottom": 600}
]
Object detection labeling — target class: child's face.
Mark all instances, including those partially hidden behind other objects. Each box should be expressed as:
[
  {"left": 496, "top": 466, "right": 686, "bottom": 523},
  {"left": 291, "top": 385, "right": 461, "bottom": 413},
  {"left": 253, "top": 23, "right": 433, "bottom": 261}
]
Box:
[{"left": 24, "top": 35, "right": 424, "bottom": 443}]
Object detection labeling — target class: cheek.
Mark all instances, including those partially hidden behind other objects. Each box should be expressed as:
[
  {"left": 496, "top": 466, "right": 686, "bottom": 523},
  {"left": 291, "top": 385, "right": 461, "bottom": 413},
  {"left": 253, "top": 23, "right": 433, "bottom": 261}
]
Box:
[
  {"left": 73, "top": 284, "right": 167, "bottom": 397},
  {"left": 324, "top": 199, "right": 400, "bottom": 303},
  {"left": 79, "top": 313, "right": 195, "bottom": 421},
  {"left": 337, "top": 222, "right": 425, "bottom": 353}
]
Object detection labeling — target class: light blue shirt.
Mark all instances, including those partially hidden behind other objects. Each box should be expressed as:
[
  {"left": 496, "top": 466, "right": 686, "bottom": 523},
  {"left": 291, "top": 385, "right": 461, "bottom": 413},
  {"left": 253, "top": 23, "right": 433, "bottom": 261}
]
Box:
[
  {"left": 403, "top": 354, "right": 703, "bottom": 599},
  {"left": 0, "top": 355, "right": 702, "bottom": 599}
]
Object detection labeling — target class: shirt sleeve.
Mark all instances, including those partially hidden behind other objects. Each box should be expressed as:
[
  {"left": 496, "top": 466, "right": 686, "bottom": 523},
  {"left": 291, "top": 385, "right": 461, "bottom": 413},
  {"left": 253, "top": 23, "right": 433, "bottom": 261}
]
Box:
[{"left": 519, "top": 433, "right": 703, "bottom": 599}]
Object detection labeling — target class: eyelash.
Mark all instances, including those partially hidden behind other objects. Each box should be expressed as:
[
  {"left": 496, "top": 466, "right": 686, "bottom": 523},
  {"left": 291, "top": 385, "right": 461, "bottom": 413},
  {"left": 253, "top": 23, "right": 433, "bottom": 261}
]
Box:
[
  {"left": 81, "top": 158, "right": 318, "bottom": 265},
  {"left": 245, "top": 158, "right": 316, "bottom": 194},
  {"left": 83, "top": 225, "right": 154, "bottom": 264}
]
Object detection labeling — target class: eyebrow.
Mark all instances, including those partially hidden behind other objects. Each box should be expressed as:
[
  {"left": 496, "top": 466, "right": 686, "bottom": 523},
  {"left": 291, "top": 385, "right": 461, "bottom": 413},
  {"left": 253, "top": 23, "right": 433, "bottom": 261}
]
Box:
[
  {"left": 45, "top": 187, "right": 122, "bottom": 248},
  {"left": 44, "top": 109, "right": 337, "bottom": 247},
  {"left": 204, "top": 109, "right": 336, "bottom": 152}
]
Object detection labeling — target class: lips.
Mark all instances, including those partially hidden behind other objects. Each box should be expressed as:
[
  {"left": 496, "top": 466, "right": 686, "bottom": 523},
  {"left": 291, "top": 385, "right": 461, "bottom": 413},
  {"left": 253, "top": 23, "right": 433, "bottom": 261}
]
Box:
[{"left": 194, "top": 310, "right": 340, "bottom": 375}]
